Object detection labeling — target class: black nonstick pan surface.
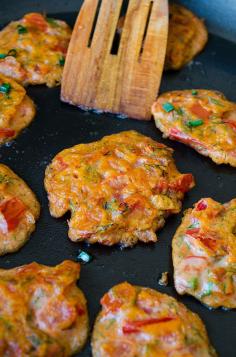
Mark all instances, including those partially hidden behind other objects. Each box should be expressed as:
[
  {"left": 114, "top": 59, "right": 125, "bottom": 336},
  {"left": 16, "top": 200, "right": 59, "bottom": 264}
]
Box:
[{"left": 0, "top": 4, "right": 236, "bottom": 357}]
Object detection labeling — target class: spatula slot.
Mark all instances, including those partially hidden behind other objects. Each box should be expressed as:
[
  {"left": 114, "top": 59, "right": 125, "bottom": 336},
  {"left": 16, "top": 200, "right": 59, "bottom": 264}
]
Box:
[
  {"left": 139, "top": 0, "right": 153, "bottom": 59},
  {"left": 110, "top": 0, "right": 130, "bottom": 55},
  {"left": 87, "top": 0, "right": 103, "bottom": 48}
]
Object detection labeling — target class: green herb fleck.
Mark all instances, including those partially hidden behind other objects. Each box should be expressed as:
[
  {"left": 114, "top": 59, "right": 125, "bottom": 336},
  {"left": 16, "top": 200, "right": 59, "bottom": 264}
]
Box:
[
  {"left": 188, "top": 277, "right": 198, "bottom": 290},
  {"left": 104, "top": 199, "right": 129, "bottom": 214},
  {"left": 105, "top": 318, "right": 116, "bottom": 329},
  {"left": 175, "top": 107, "right": 184, "bottom": 116},
  {"left": 186, "top": 119, "right": 203, "bottom": 128},
  {"left": 0, "top": 53, "right": 6, "bottom": 59},
  {"left": 187, "top": 221, "right": 200, "bottom": 229},
  {"left": 7, "top": 49, "right": 17, "bottom": 57},
  {"left": 84, "top": 165, "right": 100, "bottom": 182},
  {"left": 162, "top": 102, "right": 175, "bottom": 113},
  {"left": 97, "top": 223, "right": 114, "bottom": 232},
  {"left": 191, "top": 90, "right": 198, "bottom": 96},
  {"left": 104, "top": 198, "right": 117, "bottom": 211},
  {"left": 46, "top": 17, "right": 58, "bottom": 27},
  {"left": 58, "top": 57, "right": 65, "bottom": 66},
  {"left": 0, "top": 317, "right": 12, "bottom": 330},
  {"left": 77, "top": 249, "right": 93, "bottom": 264},
  {"left": 17, "top": 24, "right": 28, "bottom": 34},
  {"left": 28, "top": 334, "right": 41, "bottom": 348},
  {"left": 209, "top": 97, "right": 224, "bottom": 107},
  {"left": 0, "top": 83, "right": 11, "bottom": 94},
  {"left": 69, "top": 200, "right": 76, "bottom": 214}
]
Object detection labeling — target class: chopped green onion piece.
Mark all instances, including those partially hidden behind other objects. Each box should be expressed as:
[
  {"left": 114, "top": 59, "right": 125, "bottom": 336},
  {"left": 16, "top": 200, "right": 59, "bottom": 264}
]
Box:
[
  {"left": 0, "top": 53, "right": 6, "bottom": 59},
  {"left": 0, "top": 83, "right": 11, "bottom": 94},
  {"left": 209, "top": 97, "right": 224, "bottom": 107},
  {"left": 186, "top": 119, "right": 203, "bottom": 128},
  {"left": 162, "top": 102, "right": 175, "bottom": 112},
  {"left": 58, "top": 57, "right": 65, "bottom": 66},
  {"left": 77, "top": 249, "right": 93, "bottom": 264},
  {"left": 7, "top": 49, "right": 17, "bottom": 57},
  {"left": 17, "top": 24, "right": 28, "bottom": 34},
  {"left": 191, "top": 90, "right": 198, "bottom": 95},
  {"left": 188, "top": 277, "right": 198, "bottom": 290}
]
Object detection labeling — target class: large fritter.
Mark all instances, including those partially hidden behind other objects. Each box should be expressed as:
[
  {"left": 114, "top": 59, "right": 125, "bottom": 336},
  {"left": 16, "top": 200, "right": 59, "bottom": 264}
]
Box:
[
  {"left": 165, "top": 3, "right": 208, "bottom": 70},
  {"left": 92, "top": 282, "right": 217, "bottom": 357},
  {"left": 152, "top": 90, "right": 236, "bottom": 167},
  {"left": 0, "top": 73, "right": 35, "bottom": 145},
  {"left": 0, "top": 260, "right": 88, "bottom": 356},
  {"left": 45, "top": 131, "right": 194, "bottom": 247},
  {"left": 0, "top": 13, "right": 71, "bottom": 87},
  {"left": 0, "top": 164, "right": 40, "bottom": 255},
  {"left": 173, "top": 198, "right": 236, "bottom": 309}
]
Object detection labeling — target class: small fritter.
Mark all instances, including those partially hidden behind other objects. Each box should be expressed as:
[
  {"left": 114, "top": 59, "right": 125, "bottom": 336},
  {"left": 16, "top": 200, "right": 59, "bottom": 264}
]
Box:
[
  {"left": 117, "top": 4, "right": 208, "bottom": 71},
  {"left": 0, "top": 164, "right": 40, "bottom": 255},
  {"left": 0, "top": 260, "right": 88, "bottom": 356},
  {"left": 173, "top": 198, "right": 236, "bottom": 309},
  {"left": 45, "top": 131, "right": 194, "bottom": 247},
  {"left": 92, "top": 282, "right": 217, "bottom": 357},
  {"left": 0, "top": 73, "right": 35, "bottom": 145},
  {"left": 165, "top": 3, "right": 208, "bottom": 70},
  {"left": 0, "top": 13, "right": 71, "bottom": 87},
  {"left": 152, "top": 90, "right": 236, "bottom": 167}
]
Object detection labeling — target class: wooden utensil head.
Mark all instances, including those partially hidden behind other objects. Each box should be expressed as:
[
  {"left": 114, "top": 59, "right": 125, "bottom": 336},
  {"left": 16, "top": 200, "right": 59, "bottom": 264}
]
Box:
[{"left": 61, "top": 0, "right": 169, "bottom": 120}]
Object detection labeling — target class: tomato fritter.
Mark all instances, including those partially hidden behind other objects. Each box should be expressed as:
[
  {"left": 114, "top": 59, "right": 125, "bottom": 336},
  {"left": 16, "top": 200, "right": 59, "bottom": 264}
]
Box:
[
  {"left": 0, "top": 260, "right": 88, "bottom": 356},
  {"left": 45, "top": 131, "right": 194, "bottom": 247},
  {"left": 0, "top": 74, "right": 35, "bottom": 145},
  {"left": 173, "top": 198, "right": 236, "bottom": 309},
  {"left": 92, "top": 282, "right": 217, "bottom": 357},
  {"left": 0, "top": 164, "right": 40, "bottom": 255},
  {"left": 165, "top": 3, "right": 208, "bottom": 70},
  {"left": 117, "top": 4, "right": 208, "bottom": 71},
  {"left": 152, "top": 90, "right": 236, "bottom": 167},
  {"left": 0, "top": 13, "right": 71, "bottom": 87}
]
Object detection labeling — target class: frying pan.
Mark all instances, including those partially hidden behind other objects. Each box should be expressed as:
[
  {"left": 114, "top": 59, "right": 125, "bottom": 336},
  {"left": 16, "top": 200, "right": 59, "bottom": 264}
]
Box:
[{"left": 0, "top": 1, "right": 236, "bottom": 356}]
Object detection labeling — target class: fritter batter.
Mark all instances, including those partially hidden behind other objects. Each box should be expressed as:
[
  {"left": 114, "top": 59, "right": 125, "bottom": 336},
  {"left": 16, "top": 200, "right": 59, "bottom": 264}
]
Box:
[
  {"left": 0, "top": 260, "right": 88, "bottom": 356},
  {"left": 165, "top": 3, "right": 208, "bottom": 70},
  {"left": 152, "top": 89, "right": 236, "bottom": 166},
  {"left": 45, "top": 131, "right": 194, "bottom": 247},
  {"left": 173, "top": 197, "right": 236, "bottom": 309},
  {"left": 0, "top": 164, "right": 40, "bottom": 255},
  {"left": 0, "top": 13, "right": 71, "bottom": 87},
  {"left": 92, "top": 282, "right": 217, "bottom": 357},
  {"left": 0, "top": 73, "right": 35, "bottom": 145}
]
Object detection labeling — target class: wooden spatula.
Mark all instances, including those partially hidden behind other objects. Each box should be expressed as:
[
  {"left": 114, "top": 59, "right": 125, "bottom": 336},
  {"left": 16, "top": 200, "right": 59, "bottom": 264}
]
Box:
[{"left": 61, "top": 0, "right": 168, "bottom": 120}]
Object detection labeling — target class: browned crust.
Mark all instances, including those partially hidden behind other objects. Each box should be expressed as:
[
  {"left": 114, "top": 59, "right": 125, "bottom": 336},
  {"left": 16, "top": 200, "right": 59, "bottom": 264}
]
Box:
[{"left": 165, "top": 3, "right": 208, "bottom": 70}]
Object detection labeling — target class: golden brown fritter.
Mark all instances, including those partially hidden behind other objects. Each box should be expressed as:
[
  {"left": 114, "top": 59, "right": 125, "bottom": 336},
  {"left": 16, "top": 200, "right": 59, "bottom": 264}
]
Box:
[
  {"left": 45, "top": 131, "right": 194, "bottom": 247},
  {"left": 117, "top": 4, "right": 208, "bottom": 71},
  {"left": 92, "top": 282, "right": 217, "bottom": 357},
  {"left": 0, "top": 260, "right": 88, "bottom": 356},
  {"left": 0, "top": 164, "right": 40, "bottom": 255},
  {"left": 165, "top": 3, "right": 208, "bottom": 70},
  {"left": 173, "top": 198, "right": 236, "bottom": 309},
  {"left": 0, "top": 13, "right": 71, "bottom": 87},
  {"left": 0, "top": 74, "right": 35, "bottom": 145},
  {"left": 152, "top": 89, "right": 236, "bottom": 167}
]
